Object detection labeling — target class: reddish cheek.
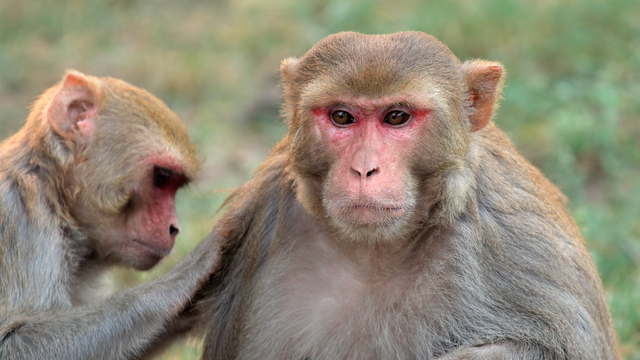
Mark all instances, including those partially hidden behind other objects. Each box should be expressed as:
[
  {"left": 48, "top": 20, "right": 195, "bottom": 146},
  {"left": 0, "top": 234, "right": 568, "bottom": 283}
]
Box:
[
  {"left": 150, "top": 187, "right": 178, "bottom": 222},
  {"left": 139, "top": 187, "right": 179, "bottom": 244}
]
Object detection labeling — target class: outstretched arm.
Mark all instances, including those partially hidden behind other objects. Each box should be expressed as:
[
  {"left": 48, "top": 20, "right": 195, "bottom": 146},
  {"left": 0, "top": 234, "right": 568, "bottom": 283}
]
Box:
[{"left": 0, "top": 233, "right": 220, "bottom": 360}]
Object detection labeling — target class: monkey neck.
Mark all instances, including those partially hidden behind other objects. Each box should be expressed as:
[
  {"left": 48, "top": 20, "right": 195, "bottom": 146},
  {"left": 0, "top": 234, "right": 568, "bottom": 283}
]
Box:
[
  {"left": 284, "top": 216, "right": 431, "bottom": 284},
  {"left": 284, "top": 195, "right": 427, "bottom": 274},
  {"left": 69, "top": 253, "right": 112, "bottom": 305},
  {"left": 340, "top": 237, "right": 429, "bottom": 275}
]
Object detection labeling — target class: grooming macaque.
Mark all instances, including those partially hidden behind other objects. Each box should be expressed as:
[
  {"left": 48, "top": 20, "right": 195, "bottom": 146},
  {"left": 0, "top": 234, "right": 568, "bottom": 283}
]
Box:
[
  {"left": 197, "top": 32, "right": 619, "bottom": 359},
  {"left": 0, "top": 71, "right": 219, "bottom": 359}
]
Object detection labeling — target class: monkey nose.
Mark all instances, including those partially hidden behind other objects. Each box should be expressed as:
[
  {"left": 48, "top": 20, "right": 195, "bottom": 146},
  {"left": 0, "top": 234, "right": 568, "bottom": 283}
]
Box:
[
  {"left": 350, "top": 150, "right": 379, "bottom": 181},
  {"left": 169, "top": 224, "right": 180, "bottom": 236},
  {"left": 351, "top": 166, "right": 379, "bottom": 180}
]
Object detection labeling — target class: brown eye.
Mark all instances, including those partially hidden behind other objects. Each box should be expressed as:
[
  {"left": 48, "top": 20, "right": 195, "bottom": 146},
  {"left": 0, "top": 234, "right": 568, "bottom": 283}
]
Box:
[
  {"left": 331, "top": 111, "right": 355, "bottom": 125},
  {"left": 384, "top": 111, "right": 410, "bottom": 126}
]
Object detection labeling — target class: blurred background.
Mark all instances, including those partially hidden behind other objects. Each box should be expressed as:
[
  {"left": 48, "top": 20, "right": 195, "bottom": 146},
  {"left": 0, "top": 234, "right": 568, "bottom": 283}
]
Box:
[{"left": 1, "top": 0, "right": 638, "bottom": 358}]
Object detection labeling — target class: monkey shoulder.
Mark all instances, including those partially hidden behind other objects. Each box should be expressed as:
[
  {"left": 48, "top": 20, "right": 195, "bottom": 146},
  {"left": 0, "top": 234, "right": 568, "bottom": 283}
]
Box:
[
  {"left": 471, "top": 124, "right": 578, "bottom": 240},
  {"left": 463, "top": 125, "right": 611, "bottom": 347},
  {"left": 0, "top": 174, "right": 79, "bottom": 313},
  {"left": 469, "top": 125, "right": 595, "bottom": 274}
]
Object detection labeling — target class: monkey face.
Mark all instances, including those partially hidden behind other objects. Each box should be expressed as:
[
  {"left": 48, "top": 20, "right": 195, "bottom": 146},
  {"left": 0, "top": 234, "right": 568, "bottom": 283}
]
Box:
[
  {"left": 315, "top": 98, "right": 431, "bottom": 243},
  {"left": 280, "top": 32, "right": 473, "bottom": 244},
  {"left": 285, "top": 95, "right": 436, "bottom": 244},
  {"left": 113, "top": 165, "right": 188, "bottom": 270}
]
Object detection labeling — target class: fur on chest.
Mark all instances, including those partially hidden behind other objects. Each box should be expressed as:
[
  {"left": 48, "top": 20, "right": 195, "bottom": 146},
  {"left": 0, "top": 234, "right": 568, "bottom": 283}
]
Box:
[{"left": 237, "top": 237, "right": 451, "bottom": 360}]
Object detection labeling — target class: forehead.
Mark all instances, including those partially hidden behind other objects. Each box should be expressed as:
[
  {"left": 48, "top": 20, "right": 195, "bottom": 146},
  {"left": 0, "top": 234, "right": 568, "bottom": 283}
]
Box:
[
  {"left": 94, "top": 79, "right": 199, "bottom": 170},
  {"left": 296, "top": 32, "right": 462, "bottom": 101}
]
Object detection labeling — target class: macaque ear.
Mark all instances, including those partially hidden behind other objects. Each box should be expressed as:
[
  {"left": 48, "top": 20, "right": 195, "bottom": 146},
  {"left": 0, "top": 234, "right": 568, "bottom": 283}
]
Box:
[
  {"left": 47, "top": 71, "right": 100, "bottom": 142},
  {"left": 280, "top": 57, "right": 299, "bottom": 87},
  {"left": 461, "top": 60, "right": 505, "bottom": 132},
  {"left": 280, "top": 58, "right": 299, "bottom": 120}
]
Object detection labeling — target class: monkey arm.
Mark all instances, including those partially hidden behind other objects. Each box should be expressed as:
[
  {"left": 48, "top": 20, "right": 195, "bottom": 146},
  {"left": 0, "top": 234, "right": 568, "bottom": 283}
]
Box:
[
  {"left": 194, "top": 146, "right": 290, "bottom": 358},
  {"left": 0, "top": 232, "right": 220, "bottom": 360}
]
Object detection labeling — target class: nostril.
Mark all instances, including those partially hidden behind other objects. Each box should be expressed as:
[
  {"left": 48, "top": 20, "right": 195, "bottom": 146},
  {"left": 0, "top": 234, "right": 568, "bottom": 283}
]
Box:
[
  {"left": 169, "top": 225, "right": 179, "bottom": 236},
  {"left": 366, "top": 168, "right": 378, "bottom": 177}
]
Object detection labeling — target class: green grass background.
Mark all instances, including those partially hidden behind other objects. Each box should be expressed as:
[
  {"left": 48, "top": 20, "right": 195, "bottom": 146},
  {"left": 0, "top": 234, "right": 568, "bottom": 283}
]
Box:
[{"left": 1, "top": 0, "right": 638, "bottom": 358}]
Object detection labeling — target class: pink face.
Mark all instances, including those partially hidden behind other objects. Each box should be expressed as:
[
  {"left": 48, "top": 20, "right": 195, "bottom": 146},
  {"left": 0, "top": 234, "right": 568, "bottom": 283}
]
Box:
[
  {"left": 117, "top": 159, "right": 189, "bottom": 270},
  {"left": 312, "top": 96, "right": 431, "bottom": 229}
]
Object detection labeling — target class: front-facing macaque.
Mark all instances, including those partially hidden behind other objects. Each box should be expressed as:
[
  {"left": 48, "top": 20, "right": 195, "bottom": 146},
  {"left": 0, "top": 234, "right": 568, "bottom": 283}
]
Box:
[
  {"left": 197, "top": 32, "right": 619, "bottom": 359},
  {"left": 0, "top": 71, "right": 220, "bottom": 360}
]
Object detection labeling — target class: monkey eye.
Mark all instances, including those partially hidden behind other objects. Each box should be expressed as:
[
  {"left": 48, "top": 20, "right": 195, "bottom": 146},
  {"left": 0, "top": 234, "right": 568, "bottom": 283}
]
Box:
[
  {"left": 331, "top": 111, "right": 356, "bottom": 126},
  {"left": 153, "top": 167, "right": 173, "bottom": 189},
  {"left": 384, "top": 111, "right": 411, "bottom": 126}
]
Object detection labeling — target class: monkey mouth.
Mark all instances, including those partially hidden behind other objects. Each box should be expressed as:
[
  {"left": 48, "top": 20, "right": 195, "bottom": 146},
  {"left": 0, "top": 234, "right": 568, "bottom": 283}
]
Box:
[
  {"left": 132, "top": 240, "right": 173, "bottom": 258},
  {"left": 349, "top": 204, "right": 405, "bottom": 213},
  {"left": 335, "top": 203, "right": 406, "bottom": 226}
]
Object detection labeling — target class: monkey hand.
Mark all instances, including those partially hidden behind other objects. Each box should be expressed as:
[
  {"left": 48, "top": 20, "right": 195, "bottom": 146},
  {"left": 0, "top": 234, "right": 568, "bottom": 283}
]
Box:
[
  {"left": 437, "top": 342, "right": 543, "bottom": 359},
  {"left": 125, "top": 234, "right": 222, "bottom": 360},
  {"left": 163, "top": 231, "right": 223, "bottom": 309}
]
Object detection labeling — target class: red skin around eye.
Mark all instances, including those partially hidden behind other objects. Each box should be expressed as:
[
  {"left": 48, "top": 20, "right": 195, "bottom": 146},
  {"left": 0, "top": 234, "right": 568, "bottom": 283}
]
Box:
[{"left": 311, "top": 98, "right": 431, "bottom": 224}]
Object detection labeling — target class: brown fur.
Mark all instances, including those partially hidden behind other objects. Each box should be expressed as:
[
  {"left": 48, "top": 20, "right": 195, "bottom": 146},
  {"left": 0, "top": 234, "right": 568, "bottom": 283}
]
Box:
[
  {"left": 198, "top": 32, "right": 619, "bottom": 359},
  {"left": 0, "top": 71, "right": 219, "bottom": 360}
]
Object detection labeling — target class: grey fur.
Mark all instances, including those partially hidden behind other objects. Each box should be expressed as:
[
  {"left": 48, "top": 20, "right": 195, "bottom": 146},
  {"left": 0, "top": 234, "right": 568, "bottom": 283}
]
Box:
[{"left": 197, "top": 32, "right": 618, "bottom": 360}]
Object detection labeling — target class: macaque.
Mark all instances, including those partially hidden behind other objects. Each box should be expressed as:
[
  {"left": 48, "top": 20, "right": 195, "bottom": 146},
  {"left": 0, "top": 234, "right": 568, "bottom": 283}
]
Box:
[
  {"left": 0, "top": 71, "right": 219, "bottom": 359},
  {"left": 197, "top": 32, "right": 620, "bottom": 359}
]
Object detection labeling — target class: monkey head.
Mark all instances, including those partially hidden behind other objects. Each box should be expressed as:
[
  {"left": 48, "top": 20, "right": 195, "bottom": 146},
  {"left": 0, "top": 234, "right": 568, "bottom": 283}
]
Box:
[
  {"left": 45, "top": 71, "right": 201, "bottom": 270},
  {"left": 280, "top": 32, "right": 504, "bottom": 244}
]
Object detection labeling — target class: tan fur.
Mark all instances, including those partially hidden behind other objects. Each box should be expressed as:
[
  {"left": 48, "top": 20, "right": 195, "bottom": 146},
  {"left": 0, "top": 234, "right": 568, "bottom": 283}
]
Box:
[
  {"left": 0, "top": 71, "right": 219, "bottom": 360},
  {"left": 198, "top": 32, "right": 619, "bottom": 360}
]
